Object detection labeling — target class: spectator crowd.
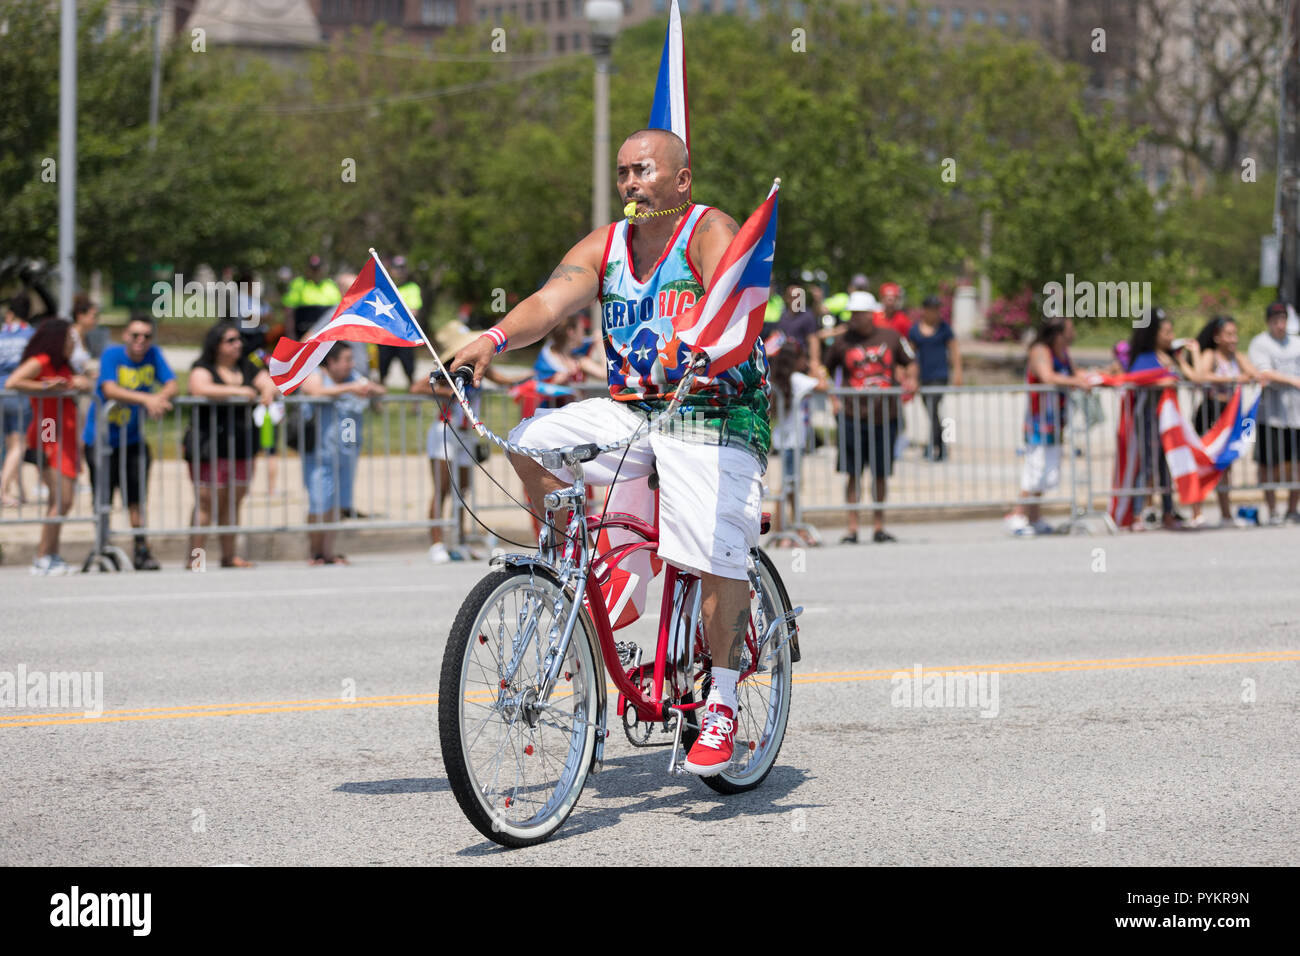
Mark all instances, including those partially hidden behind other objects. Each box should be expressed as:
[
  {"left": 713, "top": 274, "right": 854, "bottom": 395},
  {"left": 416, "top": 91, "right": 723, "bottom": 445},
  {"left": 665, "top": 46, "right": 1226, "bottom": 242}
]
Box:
[{"left": 4, "top": 266, "right": 1300, "bottom": 576}]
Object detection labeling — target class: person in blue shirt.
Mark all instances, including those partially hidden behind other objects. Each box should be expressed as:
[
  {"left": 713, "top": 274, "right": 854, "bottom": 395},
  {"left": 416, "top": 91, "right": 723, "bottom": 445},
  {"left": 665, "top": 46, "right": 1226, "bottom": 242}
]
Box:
[
  {"left": 907, "top": 295, "right": 963, "bottom": 461},
  {"left": 83, "top": 314, "right": 178, "bottom": 569},
  {"left": 1, "top": 292, "right": 37, "bottom": 506}
]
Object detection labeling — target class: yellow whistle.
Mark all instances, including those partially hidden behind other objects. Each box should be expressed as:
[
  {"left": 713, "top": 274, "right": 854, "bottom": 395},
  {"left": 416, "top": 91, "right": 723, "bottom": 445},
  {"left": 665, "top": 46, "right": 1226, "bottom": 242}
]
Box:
[{"left": 624, "top": 200, "right": 638, "bottom": 219}]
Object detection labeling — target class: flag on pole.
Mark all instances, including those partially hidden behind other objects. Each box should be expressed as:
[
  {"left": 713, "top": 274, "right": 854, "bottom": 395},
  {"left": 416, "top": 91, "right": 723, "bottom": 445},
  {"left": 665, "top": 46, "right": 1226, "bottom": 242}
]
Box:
[
  {"left": 648, "top": 0, "right": 689, "bottom": 153},
  {"left": 1159, "top": 386, "right": 1259, "bottom": 504},
  {"left": 671, "top": 179, "right": 780, "bottom": 375},
  {"left": 269, "top": 253, "right": 426, "bottom": 394}
]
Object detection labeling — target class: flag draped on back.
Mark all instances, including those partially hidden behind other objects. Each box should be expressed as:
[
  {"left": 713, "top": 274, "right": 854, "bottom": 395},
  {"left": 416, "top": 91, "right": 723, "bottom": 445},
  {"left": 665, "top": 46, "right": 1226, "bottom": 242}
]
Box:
[
  {"left": 1106, "top": 368, "right": 1176, "bottom": 527},
  {"left": 648, "top": 0, "right": 689, "bottom": 152},
  {"left": 1159, "top": 387, "right": 1259, "bottom": 504},
  {"left": 269, "top": 253, "right": 425, "bottom": 394},
  {"left": 671, "top": 180, "right": 780, "bottom": 375}
]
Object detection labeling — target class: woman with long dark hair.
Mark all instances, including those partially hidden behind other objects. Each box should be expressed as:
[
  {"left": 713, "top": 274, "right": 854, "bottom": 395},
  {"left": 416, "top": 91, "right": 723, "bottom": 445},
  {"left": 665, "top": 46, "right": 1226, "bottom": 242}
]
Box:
[
  {"left": 186, "top": 320, "right": 277, "bottom": 568},
  {"left": 1188, "top": 315, "right": 1258, "bottom": 526},
  {"left": 1122, "top": 307, "right": 1201, "bottom": 530},
  {"left": 1005, "top": 317, "right": 1092, "bottom": 536},
  {"left": 4, "top": 318, "right": 92, "bottom": 573}
]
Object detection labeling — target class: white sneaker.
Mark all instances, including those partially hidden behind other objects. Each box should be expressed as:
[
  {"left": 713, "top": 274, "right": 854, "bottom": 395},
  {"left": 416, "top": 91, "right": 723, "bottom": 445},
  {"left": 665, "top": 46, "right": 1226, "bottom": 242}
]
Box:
[
  {"left": 31, "top": 554, "right": 71, "bottom": 576},
  {"left": 1004, "top": 513, "right": 1029, "bottom": 535},
  {"left": 1268, "top": 513, "right": 1286, "bottom": 527},
  {"left": 428, "top": 543, "right": 450, "bottom": 564},
  {"left": 1013, "top": 524, "right": 1037, "bottom": 537}
]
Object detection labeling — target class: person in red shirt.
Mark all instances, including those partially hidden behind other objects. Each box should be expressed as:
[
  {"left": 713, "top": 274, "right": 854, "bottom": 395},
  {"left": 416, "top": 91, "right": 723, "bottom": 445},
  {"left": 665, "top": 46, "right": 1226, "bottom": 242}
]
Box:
[
  {"left": 4, "top": 318, "right": 92, "bottom": 574},
  {"left": 824, "top": 292, "right": 917, "bottom": 543},
  {"left": 876, "top": 282, "right": 913, "bottom": 337}
]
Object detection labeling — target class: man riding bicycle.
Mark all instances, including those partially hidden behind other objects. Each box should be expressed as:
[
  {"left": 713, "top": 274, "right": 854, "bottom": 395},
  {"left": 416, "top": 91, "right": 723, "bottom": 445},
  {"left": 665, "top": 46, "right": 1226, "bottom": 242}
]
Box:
[{"left": 448, "top": 128, "right": 771, "bottom": 776}]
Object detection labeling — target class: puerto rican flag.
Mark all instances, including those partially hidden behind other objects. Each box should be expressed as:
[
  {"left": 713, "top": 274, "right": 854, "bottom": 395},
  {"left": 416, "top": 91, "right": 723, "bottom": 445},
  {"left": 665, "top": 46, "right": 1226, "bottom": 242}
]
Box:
[
  {"left": 1107, "top": 367, "right": 1177, "bottom": 527},
  {"left": 672, "top": 180, "right": 780, "bottom": 375},
  {"left": 1159, "top": 386, "right": 1259, "bottom": 504},
  {"left": 269, "top": 252, "right": 426, "bottom": 394},
  {"left": 648, "top": 0, "right": 689, "bottom": 153}
]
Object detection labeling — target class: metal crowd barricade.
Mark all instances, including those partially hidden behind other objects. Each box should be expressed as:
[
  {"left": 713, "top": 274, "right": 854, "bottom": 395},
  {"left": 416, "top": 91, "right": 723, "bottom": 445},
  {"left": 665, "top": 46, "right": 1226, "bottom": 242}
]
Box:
[
  {"left": 84, "top": 392, "right": 477, "bottom": 568},
  {"left": 794, "top": 383, "right": 1081, "bottom": 520},
  {"left": 23, "top": 375, "right": 1300, "bottom": 572}
]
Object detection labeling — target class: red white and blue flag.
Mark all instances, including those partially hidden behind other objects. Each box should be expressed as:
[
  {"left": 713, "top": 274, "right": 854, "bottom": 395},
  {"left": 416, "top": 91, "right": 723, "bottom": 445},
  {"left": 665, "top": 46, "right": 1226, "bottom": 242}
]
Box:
[
  {"left": 1159, "top": 386, "right": 1259, "bottom": 504},
  {"left": 672, "top": 180, "right": 780, "bottom": 375},
  {"left": 648, "top": 0, "right": 689, "bottom": 152},
  {"left": 270, "top": 252, "right": 426, "bottom": 394}
]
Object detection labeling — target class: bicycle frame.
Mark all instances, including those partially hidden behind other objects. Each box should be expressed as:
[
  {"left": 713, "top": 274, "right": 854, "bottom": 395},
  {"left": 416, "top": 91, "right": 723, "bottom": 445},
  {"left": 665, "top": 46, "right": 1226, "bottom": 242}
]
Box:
[{"left": 492, "top": 465, "right": 768, "bottom": 727}]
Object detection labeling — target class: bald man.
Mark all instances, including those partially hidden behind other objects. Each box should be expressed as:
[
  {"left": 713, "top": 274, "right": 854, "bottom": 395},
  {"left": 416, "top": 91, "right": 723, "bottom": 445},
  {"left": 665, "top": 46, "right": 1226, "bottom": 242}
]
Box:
[{"left": 450, "top": 128, "right": 772, "bottom": 777}]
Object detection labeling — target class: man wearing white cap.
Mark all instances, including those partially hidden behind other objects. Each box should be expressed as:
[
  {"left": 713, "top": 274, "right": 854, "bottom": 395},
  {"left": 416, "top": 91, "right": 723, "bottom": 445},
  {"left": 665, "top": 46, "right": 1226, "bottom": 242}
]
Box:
[{"left": 823, "top": 290, "right": 916, "bottom": 543}]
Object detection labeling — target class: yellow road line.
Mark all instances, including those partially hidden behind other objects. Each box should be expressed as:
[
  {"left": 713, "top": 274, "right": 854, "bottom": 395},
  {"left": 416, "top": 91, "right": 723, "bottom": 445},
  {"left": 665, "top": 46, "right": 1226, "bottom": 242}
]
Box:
[{"left": 1, "top": 650, "right": 1294, "bottom": 730}]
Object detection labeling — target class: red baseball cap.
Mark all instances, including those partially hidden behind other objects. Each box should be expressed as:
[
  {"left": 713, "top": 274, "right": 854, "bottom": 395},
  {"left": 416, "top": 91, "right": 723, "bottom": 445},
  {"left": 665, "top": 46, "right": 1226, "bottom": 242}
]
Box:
[{"left": 879, "top": 282, "right": 901, "bottom": 296}]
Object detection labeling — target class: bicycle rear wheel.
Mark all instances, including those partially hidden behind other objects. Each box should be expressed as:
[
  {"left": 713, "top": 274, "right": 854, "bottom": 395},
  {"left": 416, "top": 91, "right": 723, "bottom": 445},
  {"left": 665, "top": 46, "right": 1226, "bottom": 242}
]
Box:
[
  {"left": 700, "top": 548, "right": 794, "bottom": 795},
  {"left": 439, "top": 567, "right": 600, "bottom": 848}
]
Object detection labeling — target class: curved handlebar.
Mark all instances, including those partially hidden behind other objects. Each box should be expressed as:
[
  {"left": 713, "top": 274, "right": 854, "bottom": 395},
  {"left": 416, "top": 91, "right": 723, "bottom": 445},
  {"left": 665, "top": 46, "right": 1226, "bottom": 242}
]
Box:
[{"left": 432, "top": 353, "right": 708, "bottom": 469}]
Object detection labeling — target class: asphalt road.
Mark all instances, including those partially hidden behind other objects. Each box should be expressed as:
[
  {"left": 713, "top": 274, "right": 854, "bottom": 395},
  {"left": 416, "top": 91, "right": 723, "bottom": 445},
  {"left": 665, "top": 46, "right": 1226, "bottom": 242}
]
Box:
[{"left": 2, "top": 519, "right": 1297, "bottom": 865}]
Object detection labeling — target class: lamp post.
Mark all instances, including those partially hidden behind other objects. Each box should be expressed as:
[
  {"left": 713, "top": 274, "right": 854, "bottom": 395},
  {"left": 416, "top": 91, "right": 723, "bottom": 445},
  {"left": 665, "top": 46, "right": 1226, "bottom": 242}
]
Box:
[{"left": 586, "top": 1, "right": 622, "bottom": 231}]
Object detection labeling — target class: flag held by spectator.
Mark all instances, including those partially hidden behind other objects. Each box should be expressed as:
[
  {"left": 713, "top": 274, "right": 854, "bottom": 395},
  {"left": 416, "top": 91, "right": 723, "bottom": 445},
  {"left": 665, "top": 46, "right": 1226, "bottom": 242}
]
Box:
[
  {"left": 270, "top": 253, "right": 425, "bottom": 394},
  {"left": 1159, "top": 386, "right": 1259, "bottom": 504},
  {"left": 672, "top": 179, "right": 780, "bottom": 376},
  {"left": 648, "top": 0, "right": 689, "bottom": 153}
]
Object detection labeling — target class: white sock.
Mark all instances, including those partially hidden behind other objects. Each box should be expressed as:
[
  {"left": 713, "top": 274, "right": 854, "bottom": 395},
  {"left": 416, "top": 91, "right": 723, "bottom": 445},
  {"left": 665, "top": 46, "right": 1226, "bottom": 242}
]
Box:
[{"left": 709, "top": 667, "right": 739, "bottom": 712}]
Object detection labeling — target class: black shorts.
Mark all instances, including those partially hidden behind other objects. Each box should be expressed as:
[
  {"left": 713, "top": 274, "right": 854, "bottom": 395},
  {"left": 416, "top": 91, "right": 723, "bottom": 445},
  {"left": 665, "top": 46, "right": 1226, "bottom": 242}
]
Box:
[
  {"left": 1254, "top": 425, "right": 1300, "bottom": 467},
  {"left": 84, "top": 442, "right": 152, "bottom": 507},
  {"left": 836, "top": 415, "right": 899, "bottom": 480}
]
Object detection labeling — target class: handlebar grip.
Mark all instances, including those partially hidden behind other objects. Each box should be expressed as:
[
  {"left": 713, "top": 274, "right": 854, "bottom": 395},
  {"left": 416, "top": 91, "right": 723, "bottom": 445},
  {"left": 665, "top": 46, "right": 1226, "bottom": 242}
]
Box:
[{"left": 451, "top": 365, "right": 475, "bottom": 392}]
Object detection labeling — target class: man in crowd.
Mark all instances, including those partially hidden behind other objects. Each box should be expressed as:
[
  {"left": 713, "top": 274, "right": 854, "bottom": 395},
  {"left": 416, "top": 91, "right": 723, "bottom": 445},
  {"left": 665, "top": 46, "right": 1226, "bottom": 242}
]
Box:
[
  {"left": 876, "top": 282, "right": 912, "bottom": 337},
  {"left": 824, "top": 290, "right": 916, "bottom": 543},
  {"left": 83, "top": 314, "right": 177, "bottom": 570},
  {"left": 283, "top": 255, "right": 341, "bottom": 340},
  {"left": 764, "top": 278, "right": 824, "bottom": 369},
  {"left": 1248, "top": 300, "right": 1300, "bottom": 524}
]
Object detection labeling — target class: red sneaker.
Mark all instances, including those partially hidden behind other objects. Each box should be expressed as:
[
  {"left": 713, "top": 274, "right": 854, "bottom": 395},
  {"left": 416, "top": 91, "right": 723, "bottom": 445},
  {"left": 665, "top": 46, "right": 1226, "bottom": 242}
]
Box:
[{"left": 683, "top": 702, "right": 736, "bottom": 777}]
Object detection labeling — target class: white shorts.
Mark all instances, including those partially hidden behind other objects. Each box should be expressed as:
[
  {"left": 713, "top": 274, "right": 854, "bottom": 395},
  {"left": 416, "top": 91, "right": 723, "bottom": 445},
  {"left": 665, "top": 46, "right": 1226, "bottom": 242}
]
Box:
[
  {"left": 508, "top": 398, "right": 764, "bottom": 580},
  {"left": 1020, "top": 444, "right": 1062, "bottom": 493},
  {"left": 427, "top": 422, "right": 475, "bottom": 467}
]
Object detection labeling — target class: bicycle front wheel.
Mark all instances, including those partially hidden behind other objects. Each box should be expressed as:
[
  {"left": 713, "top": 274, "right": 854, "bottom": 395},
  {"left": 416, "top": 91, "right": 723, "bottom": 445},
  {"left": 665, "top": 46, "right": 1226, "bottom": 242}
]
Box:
[
  {"left": 701, "top": 547, "right": 794, "bottom": 795},
  {"left": 438, "top": 567, "right": 600, "bottom": 848}
]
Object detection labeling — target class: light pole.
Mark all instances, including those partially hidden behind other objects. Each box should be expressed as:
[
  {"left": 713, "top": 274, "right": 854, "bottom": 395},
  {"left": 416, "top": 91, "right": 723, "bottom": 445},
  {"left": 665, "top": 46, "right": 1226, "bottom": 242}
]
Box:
[
  {"left": 58, "top": 0, "right": 77, "bottom": 313},
  {"left": 586, "top": 1, "right": 622, "bottom": 231}
]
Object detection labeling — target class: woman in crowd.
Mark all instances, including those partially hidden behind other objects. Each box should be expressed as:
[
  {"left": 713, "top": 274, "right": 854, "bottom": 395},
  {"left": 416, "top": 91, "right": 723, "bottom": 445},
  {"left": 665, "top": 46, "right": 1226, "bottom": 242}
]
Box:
[
  {"left": 69, "top": 293, "right": 100, "bottom": 376},
  {"left": 1123, "top": 307, "right": 1201, "bottom": 530},
  {"left": 414, "top": 323, "right": 522, "bottom": 563},
  {"left": 1006, "top": 317, "right": 1093, "bottom": 536},
  {"left": 186, "top": 320, "right": 277, "bottom": 568},
  {"left": 533, "top": 311, "right": 605, "bottom": 407},
  {"left": 1189, "top": 315, "right": 1258, "bottom": 527},
  {"left": 1, "top": 292, "right": 36, "bottom": 507},
  {"left": 299, "top": 342, "right": 384, "bottom": 565},
  {"left": 906, "top": 294, "right": 963, "bottom": 461},
  {"left": 4, "top": 318, "right": 91, "bottom": 574},
  {"left": 768, "top": 342, "right": 827, "bottom": 546}
]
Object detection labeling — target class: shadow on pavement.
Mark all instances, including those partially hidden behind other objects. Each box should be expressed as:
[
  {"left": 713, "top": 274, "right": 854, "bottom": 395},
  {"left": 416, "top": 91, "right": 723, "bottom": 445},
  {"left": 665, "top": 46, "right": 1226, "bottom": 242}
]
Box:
[{"left": 453, "top": 749, "right": 820, "bottom": 856}]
